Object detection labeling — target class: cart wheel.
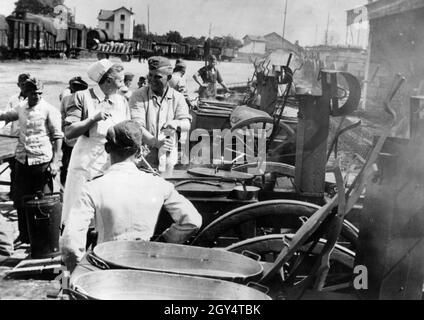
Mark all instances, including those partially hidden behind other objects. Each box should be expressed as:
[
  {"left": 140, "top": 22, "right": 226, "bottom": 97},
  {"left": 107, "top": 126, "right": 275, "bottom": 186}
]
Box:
[
  {"left": 190, "top": 200, "right": 358, "bottom": 250},
  {"left": 227, "top": 117, "right": 296, "bottom": 165},
  {"left": 225, "top": 234, "right": 355, "bottom": 298}
]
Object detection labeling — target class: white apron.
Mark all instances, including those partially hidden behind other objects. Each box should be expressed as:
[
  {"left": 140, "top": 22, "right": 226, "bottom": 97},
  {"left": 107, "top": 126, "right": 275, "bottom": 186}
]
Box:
[{"left": 61, "top": 93, "right": 129, "bottom": 225}]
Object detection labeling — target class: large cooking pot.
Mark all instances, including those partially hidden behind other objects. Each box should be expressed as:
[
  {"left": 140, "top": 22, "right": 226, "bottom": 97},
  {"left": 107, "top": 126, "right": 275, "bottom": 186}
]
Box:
[
  {"left": 91, "top": 240, "right": 263, "bottom": 283},
  {"left": 69, "top": 269, "right": 271, "bottom": 300}
]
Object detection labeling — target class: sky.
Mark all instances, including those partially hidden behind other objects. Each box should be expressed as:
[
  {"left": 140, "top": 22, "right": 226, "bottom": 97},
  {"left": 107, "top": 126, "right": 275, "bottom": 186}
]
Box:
[{"left": 0, "top": 0, "right": 368, "bottom": 46}]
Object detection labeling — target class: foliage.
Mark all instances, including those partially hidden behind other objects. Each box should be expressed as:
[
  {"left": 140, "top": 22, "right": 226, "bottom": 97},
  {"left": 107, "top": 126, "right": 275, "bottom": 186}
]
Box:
[
  {"left": 14, "top": 0, "right": 65, "bottom": 15},
  {"left": 133, "top": 24, "right": 147, "bottom": 39},
  {"left": 165, "top": 30, "right": 182, "bottom": 43}
]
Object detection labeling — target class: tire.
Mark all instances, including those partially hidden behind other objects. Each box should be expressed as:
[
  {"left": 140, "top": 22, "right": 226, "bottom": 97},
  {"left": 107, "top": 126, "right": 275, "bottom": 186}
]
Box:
[{"left": 190, "top": 200, "right": 358, "bottom": 250}]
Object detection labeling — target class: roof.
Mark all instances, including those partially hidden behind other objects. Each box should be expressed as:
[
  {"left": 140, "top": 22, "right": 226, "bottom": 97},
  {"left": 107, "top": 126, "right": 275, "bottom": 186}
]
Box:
[
  {"left": 113, "top": 6, "right": 134, "bottom": 14},
  {"left": 243, "top": 35, "right": 266, "bottom": 42},
  {"left": 366, "top": 0, "right": 424, "bottom": 20},
  {"left": 98, "top": 10, "right": 114, "bottom": 21},
  {"left": 0, "top": 14, "right": 8, "bottom": 31}
]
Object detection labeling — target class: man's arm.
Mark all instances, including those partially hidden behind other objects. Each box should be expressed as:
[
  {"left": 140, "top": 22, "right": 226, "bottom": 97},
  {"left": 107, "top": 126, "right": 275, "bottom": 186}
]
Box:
[
  {"left": 0, "top": 108, "right": 19, "bottom": 122},
  {"left": 60, "top": 186, "right": 96, "bottom": 272},
  {"left": 47, "top": 107, "right": 64, "bottom": 176},
  {"left": 161, "top": 181, "right": 202, "bottom": 244},
  {"left": 217, "top": 69, "right": 230, "bottom": 93},
  {"left": 64, "top": 92, "right": 110, "bottom": 140}
]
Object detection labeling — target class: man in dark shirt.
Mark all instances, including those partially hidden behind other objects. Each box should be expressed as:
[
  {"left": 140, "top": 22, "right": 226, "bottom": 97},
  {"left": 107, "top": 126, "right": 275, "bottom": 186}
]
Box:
[{"left": 193, "top": 55, "right": 230, "bottom": 99}]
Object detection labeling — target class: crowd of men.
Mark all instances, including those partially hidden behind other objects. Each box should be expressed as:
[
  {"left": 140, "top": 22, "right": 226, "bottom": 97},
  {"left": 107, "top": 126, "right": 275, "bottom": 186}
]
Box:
[{"left": 0, "top": 55, "right": 231, "bottom": 270}]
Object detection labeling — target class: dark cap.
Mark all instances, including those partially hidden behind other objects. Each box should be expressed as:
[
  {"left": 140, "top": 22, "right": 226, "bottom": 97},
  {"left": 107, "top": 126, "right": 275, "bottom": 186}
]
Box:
[
  {"left": 23, "top": 77, "right": 43, "bottom": 93},
  {"left": 124, "top": 72, "right": 135, "bottom": 82},
  {"left": 106, "top": 120, "right": 142, "bottom": 154},
  {"left": 18, "top": 73, "right": 31, "bottom": 83},
  {"left": 69, "top": 76, "right": 88, "bottom": 92},
  {"left": 174, "top": 59, "right": 187, "bottom": 71},
  {"left": 208, "top": 55, "right": 217, "bottom": 62},
  {"left": 148, "top": 56, "right": 173, "bottom": 75}
]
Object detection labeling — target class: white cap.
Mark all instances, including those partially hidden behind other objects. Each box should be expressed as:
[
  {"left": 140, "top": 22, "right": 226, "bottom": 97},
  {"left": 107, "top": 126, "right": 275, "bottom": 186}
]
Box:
[{"left": 87, "top": 59, "right": 114, "bottom": 83}]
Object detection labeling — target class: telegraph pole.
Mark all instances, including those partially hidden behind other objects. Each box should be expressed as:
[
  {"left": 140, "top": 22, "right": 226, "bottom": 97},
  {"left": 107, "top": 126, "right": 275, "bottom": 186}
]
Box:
[
  {"left": 325, "top": 12, "right": 330, "bottom": 45},
  {"left": 147, "top": 5, "right": 150, "bottom": 35},
  {"left": 282, "top": 0, "right": 288, "bottom": 39}
]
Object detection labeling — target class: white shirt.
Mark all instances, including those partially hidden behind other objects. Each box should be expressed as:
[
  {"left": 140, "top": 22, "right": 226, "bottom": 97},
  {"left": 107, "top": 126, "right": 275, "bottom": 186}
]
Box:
[
  {"left": 60, "top": 161, "right": 202, "bottom": 265},
  {"left": 1, "top": 93, "right": 24, "bottom": 137}
]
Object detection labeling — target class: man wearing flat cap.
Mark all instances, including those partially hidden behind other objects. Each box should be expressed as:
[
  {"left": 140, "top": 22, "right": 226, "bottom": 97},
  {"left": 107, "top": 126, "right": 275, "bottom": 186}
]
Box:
[
  {"left": 61, "top": 59, "right": 130, "bottom": 228},
  {"left": 0, "top": 77, "right": 63, "bottom": 244},
  {"left": 193, "top": 55, "right": 230, "bottom": 99},
  {"left": 61, "top": 120, "right": 202, "bottom": 271},
  {"left": 129, "top": 56, "right": 192, "bottom": 169}
]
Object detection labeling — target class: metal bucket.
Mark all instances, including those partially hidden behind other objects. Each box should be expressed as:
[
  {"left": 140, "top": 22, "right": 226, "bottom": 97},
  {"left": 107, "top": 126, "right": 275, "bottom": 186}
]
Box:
[
  {"left": 92, "top": 241, "right": 263, "bottom": 283},
  {"left": 69, "top": 269, "right": 271, "bottom": 300},
  {"left": 24, "top": 192, "right": 62, "bottom": 259}
]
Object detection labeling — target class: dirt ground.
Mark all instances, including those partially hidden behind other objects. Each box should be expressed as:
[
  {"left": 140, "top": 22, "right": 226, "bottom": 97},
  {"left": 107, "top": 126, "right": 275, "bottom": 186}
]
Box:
[
  {"left": 0, "top": 57, "right": 254, "bottom": 109},
  {"left": 0, "top": 57, "right": 378, "bottom": 300}
]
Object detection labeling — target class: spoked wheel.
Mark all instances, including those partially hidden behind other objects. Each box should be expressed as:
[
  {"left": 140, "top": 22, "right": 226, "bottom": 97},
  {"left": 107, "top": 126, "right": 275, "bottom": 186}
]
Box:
[
  {"left": 225, "top": 117, "right": 296, "bottom": 165},
  {"left": 225, "top": 234, "right": 355, "bottom": 299},
  {"left": 190, "top": 200, "right": 358, "bottom": 251}
]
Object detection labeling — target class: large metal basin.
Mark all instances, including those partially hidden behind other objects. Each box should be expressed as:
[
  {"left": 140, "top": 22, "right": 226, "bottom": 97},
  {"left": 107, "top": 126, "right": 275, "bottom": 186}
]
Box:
[
  {"left": 92, "top": 240, "right": 263, "bottom": 283},
  {"left": 70, "top": 269, "right": 271, "bottom": 300}
]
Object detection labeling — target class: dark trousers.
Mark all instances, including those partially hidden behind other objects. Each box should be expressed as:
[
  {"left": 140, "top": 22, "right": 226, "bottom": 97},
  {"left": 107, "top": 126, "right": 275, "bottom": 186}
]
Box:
[
  {"left": 7, "top": 158, "right": 16, "bottom": 201},
  {"left": 60, "top": 144, "right": 73, "bottom": 186},
  {"left": 14, "top": 160, "right": 52, "bottom": 242}
]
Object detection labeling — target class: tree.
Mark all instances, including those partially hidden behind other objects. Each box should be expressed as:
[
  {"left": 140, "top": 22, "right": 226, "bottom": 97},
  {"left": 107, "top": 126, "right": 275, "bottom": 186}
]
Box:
[
  {"left": 133, "top": 24, "right": 147, "bottom": 40},
  {"left": 222, "top": 35, "right": 242, "bottom": 48},
  {"left": 14, "top": 0, "right": 64, "bottom": 15},
  {"left": 165, "top": 30, "right": 182, "bottom": 43}
]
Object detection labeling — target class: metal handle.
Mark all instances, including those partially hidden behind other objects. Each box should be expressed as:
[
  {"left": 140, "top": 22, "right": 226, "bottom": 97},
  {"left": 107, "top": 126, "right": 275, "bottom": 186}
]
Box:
[
  {"left": 247, "top": 282, "right": 270, "bottom": 294},
  {"left": 241, "top": 250, "right": 261, "bottom": 261},
  {"left": 86, "top": 253, "right": 110, "bottom": 270},
  {"left": 64, "top": 287, "right": 91, "bottom": 300}
]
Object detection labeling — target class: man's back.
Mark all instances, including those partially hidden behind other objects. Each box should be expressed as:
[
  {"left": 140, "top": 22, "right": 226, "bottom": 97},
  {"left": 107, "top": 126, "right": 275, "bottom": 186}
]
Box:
[{"left": 73, "top": 161, "right": 201, "bottom": 243}]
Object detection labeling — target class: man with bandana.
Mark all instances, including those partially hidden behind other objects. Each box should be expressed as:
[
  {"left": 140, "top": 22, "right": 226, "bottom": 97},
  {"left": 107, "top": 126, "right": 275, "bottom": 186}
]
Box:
[{"left": 129, "top": 56, "right": 192, "bottom": 169}]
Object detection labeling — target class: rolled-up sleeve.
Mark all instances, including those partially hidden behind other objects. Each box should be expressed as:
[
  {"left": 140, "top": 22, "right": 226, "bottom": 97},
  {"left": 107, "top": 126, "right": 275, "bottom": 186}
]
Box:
[
  {"left": 60, "top": 186, "right": 96, "bottom": 269},
  {"left": 174, "top": 93, "right": 192, "bottom": 122},
  {"left": 163, "top": 180, "right": 202, "bottom": 228},
  {"left": 47, "top": 106, "right": 64, "bottom": 140},
  {"left": 129, "top": 89, "right": 147, "bottom": 128}
]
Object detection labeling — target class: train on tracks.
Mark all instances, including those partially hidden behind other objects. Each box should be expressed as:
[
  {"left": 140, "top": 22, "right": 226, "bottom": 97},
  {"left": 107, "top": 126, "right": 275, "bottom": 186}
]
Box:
[{"left": 0, "top": 12, "right": 238, "bottom": 62}]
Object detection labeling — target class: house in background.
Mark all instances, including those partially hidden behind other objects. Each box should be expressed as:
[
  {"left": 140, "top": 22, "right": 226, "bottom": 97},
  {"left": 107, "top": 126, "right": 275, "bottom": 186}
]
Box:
[
  {"left": 97, "top": 6, "right": 134, "bottom": 40},
  {"left": 263, "top": 32, "right": 301, "bottom": 56},
  {"left": 239, "top": 35, "right": 266, "bottom": 55}
]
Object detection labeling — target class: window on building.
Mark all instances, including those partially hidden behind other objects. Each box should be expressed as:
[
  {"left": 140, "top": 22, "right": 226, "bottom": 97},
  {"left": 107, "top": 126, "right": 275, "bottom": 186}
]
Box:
[
  {"left": 121, "top": 24, "right": 124, "bottom": 32},
  {"left": 121, "top": 14, "right": 125, "bottom": 21},
  {"left": 105, "top": 22, "right": 109, "bottom": 29}
]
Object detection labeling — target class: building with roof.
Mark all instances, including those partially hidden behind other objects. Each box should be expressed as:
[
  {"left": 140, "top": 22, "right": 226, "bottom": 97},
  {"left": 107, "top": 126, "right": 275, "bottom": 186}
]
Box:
[
  {"left": 97, "top": 6, "right": 134, "bottom": 40},
  {"left": 239, "top": 35, "right": 266, "bottom": 54},
  {"left": 359, "top": 0, "right": 424, "bottom": 119}
]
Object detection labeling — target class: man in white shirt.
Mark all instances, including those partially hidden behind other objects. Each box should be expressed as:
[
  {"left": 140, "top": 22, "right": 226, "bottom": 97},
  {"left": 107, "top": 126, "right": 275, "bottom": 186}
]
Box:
[{"left": 60, "top": 120, "right": 202, "bottom": 271}]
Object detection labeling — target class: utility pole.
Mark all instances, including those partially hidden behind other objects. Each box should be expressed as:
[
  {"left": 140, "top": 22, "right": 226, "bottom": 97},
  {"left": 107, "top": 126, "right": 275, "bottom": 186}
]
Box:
[
  {"left": 324, "top": 12, "right": 330, "bottom": 46},
  {"left": 147, "top": 5, "right": 150, "bottom": 35},
  {"left": 315, "top": 24, "right": 318, "bottom": 46},
  {"left": 282, "top": 0, "right": 288, "bottom": 39},
  {"left": 208, "top": 22, "right": 212, "bottom": 39}
]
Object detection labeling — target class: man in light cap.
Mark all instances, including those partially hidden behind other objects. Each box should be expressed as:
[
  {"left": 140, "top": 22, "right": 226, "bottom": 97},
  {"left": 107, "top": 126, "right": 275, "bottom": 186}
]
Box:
[
  {"left": 193, "top": 54, "right": 230, "bottom": 99},
  {"left": 129, "top": 56, "right": 192, "bottom": 169},
  {"left": 61, "top": 120, "right": 202, "bottom": 271},
  {"left": 0, "top": 77, "right": 63, "bottom": 244},
  {"left": 61, "top": 59, "right": 130, "bottom": 228}
]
